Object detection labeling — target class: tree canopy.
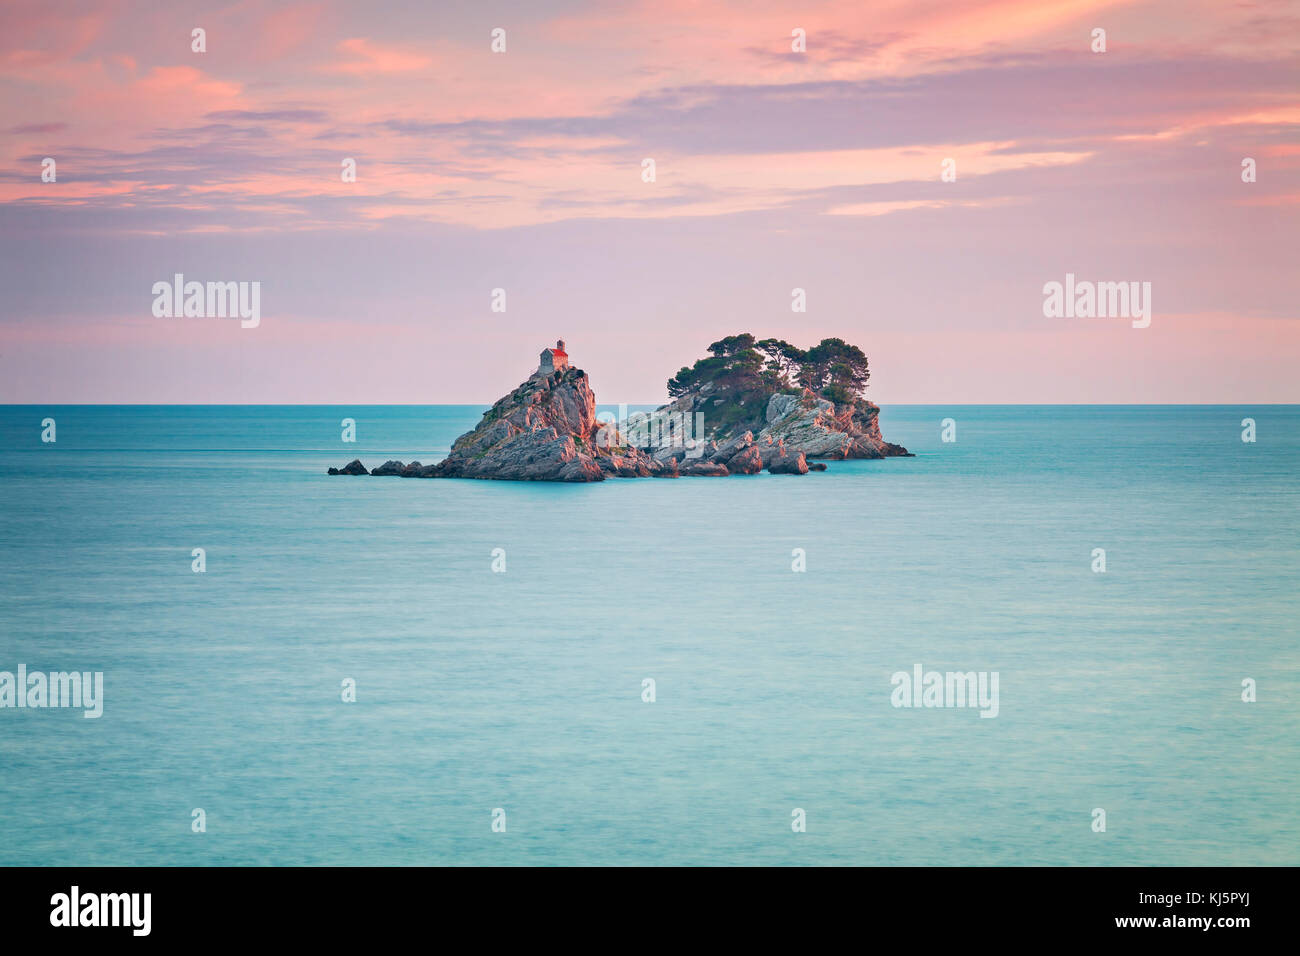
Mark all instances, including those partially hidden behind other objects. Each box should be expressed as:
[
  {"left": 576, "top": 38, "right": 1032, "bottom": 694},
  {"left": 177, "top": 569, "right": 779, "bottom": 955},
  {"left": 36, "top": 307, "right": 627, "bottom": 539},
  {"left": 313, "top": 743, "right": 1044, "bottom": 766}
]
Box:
[{"left": 668, "top": 333, "right": 870, "bottom": 406}]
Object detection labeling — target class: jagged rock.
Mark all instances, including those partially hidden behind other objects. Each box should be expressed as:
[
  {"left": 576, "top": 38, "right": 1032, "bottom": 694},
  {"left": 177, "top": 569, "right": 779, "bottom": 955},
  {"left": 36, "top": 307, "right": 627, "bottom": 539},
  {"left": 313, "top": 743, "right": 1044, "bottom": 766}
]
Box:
[
  {"left": 328, "top": 342, "right": 908, "bottom": 481},
  {"left": 709, "top": 430, "right": 754, "bottom": 463},
  {"left": 766, "top": 447, "right": 809, "bottom": 475},
  {"left": 757, "top": 437, "right": 787, "bottom": 465},
  {"left": 766, "top": 393, "right": 802, "bottom": 425},
  {"left": 681, "top": 460, "right": 729, "bottom": 477},
  {"left": 606, "top": 455, "right": 652, "bottom": 477},
  {"left": 429, "top": 368, "right": 607, "bottom": 481},
  {"left": 328, "top": 459, "right": 368, "bottom": 476},
  {"left": 436, "top": 428, "right": 603, "bottom": 482},
  {"left": 557, "top": 456, "right": 606, "bottom": 482},
  {"left": 725, "top": 444, "right": 764, "bottom": 474},
  {"left": 758, "top": 389, "right": 911, "bottom": 459},
  {"left": 808, "top": 461, "right": 828, "bottom": 471},
  {"left": 659, "top": 379, "right": 910, "bottom": 461}
]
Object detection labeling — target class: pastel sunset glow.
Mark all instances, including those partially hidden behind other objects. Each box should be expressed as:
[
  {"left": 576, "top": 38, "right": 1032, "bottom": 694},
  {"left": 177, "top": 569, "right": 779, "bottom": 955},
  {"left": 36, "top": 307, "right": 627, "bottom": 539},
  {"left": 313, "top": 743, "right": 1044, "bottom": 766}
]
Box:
[{"left": 1, "top": 0, "right": 1297, "bottom": 403}]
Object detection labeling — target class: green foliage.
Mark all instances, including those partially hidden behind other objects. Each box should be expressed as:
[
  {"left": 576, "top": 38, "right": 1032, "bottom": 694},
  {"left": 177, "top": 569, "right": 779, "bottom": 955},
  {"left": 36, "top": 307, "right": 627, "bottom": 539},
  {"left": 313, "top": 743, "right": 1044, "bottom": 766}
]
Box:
[
  {"left": 799, "top": 338, "right": 870, "bottom": 395},
  {"left": 755, "top": 338, "right": 807, "bottom": 384},
  {"left": 822, "top": 384, "right": 856, "bottom": 406},
  {"left": 706, "top": 397, "right": 762, "bottom": 436},
  {"left": 707, "top": 333, "right": 756, "bottom": 357},
  {"left": 665, "top": 332, "right": 872, "bottom": 439},
  {"left": 668, "top": 332, "right": 870, "bottom": 404}
]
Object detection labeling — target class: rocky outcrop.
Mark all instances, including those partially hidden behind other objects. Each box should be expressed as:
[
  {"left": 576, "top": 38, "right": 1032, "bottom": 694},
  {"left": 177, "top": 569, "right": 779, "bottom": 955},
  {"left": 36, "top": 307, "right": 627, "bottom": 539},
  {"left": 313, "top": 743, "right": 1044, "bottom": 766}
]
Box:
[
  {"left": 722, "top": 443, "right": 764, "bottom": 474},
  {"left": 657, "top": 386, "right": 910, "bottom": 461},
  {"left": 328, "top": 348, "right": 911, "bottom": 481},
  {"left": 681, "top": 459, "right": 730, "bottom": 477},
  {"left": 327, "top": 459, "right": 368, "bottom": 476},
  {"left": 765, "top": 444, "right": 809, "bottom": 475},
  {"left": 326, "top": 365, "right": 662, "bottom": 482},
  {"left": 440, "top": 427, "right": 605, "bottom": 482},
  {"left": 758, "top": 389, "right": 911, "bottom": 459},
  {"left": 419, "top": 366, "right": 629, "bottom": 481}
]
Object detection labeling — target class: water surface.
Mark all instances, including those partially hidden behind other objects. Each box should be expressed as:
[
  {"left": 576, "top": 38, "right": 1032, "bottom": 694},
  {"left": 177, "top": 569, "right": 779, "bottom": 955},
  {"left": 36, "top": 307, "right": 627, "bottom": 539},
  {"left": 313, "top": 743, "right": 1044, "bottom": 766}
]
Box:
[{"left": 0, "top": 405, "right": 1295, "bottom": 865}]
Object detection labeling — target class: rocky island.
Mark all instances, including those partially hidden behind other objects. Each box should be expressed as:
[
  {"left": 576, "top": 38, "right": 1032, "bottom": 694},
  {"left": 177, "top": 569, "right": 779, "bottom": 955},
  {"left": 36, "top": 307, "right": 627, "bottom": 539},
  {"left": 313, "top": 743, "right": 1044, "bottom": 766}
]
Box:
[{"left": 329, "top": 335, "right": 911, "bottom": 481}]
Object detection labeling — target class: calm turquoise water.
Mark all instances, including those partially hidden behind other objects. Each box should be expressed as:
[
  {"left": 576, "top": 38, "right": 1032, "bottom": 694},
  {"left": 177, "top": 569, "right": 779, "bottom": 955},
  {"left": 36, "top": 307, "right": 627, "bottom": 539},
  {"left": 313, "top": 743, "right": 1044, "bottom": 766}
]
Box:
[{"left": 0, "top": 405, "right": 1296, "bottom": 866}]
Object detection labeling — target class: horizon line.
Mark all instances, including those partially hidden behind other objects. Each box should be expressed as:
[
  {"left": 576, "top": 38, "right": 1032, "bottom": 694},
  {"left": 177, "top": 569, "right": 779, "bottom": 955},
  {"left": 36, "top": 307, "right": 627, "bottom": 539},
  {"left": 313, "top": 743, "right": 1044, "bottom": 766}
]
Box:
[{"left": 3, "top": 402, "right": 1297, "bottom": 409}]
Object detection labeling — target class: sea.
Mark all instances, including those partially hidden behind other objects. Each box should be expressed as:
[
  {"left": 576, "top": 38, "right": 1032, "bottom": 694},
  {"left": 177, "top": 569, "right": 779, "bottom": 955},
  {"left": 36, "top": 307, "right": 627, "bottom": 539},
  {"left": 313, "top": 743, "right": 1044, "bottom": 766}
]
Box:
[{"left": 0, "top": 404, "right": 1296, "bottom": 866}]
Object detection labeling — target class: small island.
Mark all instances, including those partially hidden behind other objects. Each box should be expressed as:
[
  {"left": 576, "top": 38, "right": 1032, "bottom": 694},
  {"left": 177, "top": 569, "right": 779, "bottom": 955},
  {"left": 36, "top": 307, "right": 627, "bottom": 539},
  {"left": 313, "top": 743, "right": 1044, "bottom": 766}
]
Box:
[{"left": 329, "top": 335, "right": 911, "bottom": 481}]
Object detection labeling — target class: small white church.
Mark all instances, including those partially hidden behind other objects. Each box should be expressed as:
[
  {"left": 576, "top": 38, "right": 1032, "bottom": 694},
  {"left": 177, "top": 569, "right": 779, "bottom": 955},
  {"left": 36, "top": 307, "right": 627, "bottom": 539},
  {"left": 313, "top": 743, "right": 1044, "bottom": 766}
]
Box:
[{"left": 537, "top": 339, "right": 570, "bottom": 375}]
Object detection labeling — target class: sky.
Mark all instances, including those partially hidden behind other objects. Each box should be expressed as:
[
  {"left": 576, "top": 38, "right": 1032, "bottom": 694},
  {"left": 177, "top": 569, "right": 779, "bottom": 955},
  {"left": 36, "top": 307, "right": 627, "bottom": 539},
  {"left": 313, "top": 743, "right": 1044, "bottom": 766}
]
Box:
[{"left": 0, "top": 0, "right": 1297, "bottom": 404}]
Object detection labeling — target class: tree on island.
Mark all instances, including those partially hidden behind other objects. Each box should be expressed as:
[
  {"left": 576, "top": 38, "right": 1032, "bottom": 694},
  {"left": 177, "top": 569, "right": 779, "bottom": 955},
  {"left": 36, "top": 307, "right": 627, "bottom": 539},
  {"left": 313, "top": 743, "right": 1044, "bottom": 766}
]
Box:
[
  {"left": 797, "top": 338, "right": 870, "bottom": 405},
  {"left": 668, "top": 333, "right": 870, "bottom": 406}
]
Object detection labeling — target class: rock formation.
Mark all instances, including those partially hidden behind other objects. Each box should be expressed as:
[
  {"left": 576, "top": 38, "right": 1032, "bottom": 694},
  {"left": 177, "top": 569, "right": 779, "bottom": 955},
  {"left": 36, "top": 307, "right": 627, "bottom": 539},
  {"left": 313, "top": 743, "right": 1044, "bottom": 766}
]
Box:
[
  {"left": 659, "top": 332, "right": 912, "bottom": 461},
  {"left": 421, "top": 364, "right": 633, "bottom": 481},
  {"left": 328, "top": 341, "right": 910, "bottom": 481},
  {"left": 327, "top": 459, "right": 369, "bottom": 476},
  {"left": 760, "top": 390, "right": 911, "bottom": 460},
  {"left": 657, "top": 387, "right": 910, "bottom": 461}
]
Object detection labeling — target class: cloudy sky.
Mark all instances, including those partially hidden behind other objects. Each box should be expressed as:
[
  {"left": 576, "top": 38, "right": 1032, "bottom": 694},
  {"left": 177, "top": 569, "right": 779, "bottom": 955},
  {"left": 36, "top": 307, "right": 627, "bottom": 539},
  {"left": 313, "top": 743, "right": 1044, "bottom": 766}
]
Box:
[{"left": 1, "top": 0, "right": 1297, "bottom": 403}]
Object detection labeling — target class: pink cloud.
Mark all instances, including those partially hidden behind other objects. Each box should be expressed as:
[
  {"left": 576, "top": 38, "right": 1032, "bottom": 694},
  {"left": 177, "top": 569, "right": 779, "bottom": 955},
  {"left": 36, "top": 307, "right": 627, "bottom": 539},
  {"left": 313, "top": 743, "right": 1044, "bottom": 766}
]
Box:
[
  {"left": 0, "top": 0, "right": 1296, "bottom": 402},
  {"left": 329, "top": 37, "right": 433, "bottom": 75}
]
